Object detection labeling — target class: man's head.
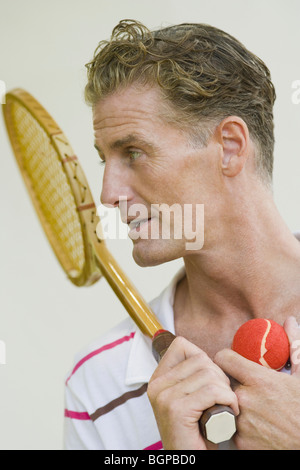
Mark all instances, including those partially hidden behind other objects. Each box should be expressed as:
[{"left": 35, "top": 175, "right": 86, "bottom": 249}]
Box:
[{"left": 85, "top": 19, "right": 276, "bottom": 186}]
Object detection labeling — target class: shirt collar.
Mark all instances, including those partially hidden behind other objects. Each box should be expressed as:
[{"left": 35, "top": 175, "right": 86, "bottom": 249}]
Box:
[{"left": 125, "top": 266, "right": 185, "bottom": 386}]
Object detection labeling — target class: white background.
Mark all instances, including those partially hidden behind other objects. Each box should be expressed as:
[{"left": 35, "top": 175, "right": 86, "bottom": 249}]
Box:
[{"left": 0, "top": 0, "right": 299, "bottom": 450}]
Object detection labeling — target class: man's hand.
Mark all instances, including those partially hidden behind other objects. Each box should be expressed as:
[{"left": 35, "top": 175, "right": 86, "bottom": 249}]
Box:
[
  {"left": 147, "top": 336, "right": 239, "bottom": 450},
  {"left": 214, "top": 316, "right": 300, "bottom": 450}
]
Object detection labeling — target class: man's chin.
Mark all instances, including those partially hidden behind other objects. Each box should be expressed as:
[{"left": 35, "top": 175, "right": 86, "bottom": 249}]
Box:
[
  {"left": 131, "top": 239, "right": 181, "bottom": 267},
  {"left": 132, "top": 244, "right": 160, "bottom": 267}
]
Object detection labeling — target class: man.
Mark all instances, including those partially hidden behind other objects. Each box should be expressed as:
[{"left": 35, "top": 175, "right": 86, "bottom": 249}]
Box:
[{"left": 64, "top": 19, "right": 300, "bottom": 450}]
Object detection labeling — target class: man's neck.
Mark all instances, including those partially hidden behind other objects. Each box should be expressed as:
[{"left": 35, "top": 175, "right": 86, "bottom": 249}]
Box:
[{"left": 174, "top": 190, "right": 300, "bottom": 352}]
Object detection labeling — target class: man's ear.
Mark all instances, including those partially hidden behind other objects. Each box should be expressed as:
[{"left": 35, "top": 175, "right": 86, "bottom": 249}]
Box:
[{"left": 216, "top": 116, "right": 250, "bottom": 177}]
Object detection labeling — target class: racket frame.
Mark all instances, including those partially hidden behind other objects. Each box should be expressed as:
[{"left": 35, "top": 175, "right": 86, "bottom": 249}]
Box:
[
  {"left": 3, "top": 88, "right": 163, "bottom": 337},
  {"left": 3, "top": 88, "right": 236, "bottom": 442}
]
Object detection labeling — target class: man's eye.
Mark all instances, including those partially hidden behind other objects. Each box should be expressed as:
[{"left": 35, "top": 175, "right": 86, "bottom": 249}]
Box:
[{"left": 129, "top": 150, "right": 142, "bottom": 161}]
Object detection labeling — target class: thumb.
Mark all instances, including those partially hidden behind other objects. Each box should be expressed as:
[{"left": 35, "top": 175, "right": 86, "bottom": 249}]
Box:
[{"left": 284, "top": 316, "right": 300, "bottom": 375}]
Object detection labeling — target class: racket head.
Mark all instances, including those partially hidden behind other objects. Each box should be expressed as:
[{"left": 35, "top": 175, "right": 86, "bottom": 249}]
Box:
[{"left": 3, "top": 88, "right": 103, "bottom": 286}]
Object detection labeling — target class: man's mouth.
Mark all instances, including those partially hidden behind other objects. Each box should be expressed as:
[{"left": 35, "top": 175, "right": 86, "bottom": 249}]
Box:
[{"left": 128, "top": 217, "right": 151, "bottom": 233}]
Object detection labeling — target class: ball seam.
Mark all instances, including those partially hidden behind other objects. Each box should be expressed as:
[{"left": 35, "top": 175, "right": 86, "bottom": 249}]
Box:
[{"left": 259, "top": 319, "right": 271, "bottom": 368}]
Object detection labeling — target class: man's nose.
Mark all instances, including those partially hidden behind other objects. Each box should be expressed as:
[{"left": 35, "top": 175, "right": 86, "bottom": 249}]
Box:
[{"left": 100, "top": 162, "right": 134, "bottom": 209}]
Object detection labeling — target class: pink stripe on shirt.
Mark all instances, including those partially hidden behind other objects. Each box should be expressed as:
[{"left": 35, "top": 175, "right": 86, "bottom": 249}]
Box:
[
  {"left": 144, "top": 441, "right": 163, "bottom": 450},
  {"left": 64, "top": 409, "right": 91, "bottom": 420},
  {"left": 66, "top": 332, "right": 135, "bottom": 384}
]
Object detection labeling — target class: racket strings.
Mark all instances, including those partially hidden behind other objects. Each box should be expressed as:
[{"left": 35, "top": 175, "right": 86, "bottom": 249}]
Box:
[
  {"left": 68, "top": 160, "right": 87, "bottom": 204},
  {"left": 10, "top": 101, "right": 85, "bottom": 275},
  {"left": 55, "top": 134, "right": 89, "bottom": 204}
]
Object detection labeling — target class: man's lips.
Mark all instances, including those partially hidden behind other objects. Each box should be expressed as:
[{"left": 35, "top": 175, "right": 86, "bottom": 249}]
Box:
[{"left": 128, "top": 217, "right": 152, "bottom": 232}]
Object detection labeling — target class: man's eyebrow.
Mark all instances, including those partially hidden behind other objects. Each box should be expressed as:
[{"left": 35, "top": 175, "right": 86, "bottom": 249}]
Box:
[
  {"left": 94, "top": 134, "right": 158, "bottom": 155},
  {"left": 110, "top": 134, "right": 150, "bottom": 150}
]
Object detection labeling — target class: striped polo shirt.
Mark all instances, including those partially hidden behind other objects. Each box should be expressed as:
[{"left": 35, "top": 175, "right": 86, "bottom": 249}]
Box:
[
  {"left": 64, "top": 268, "right": 184, "bottom": 450},
  {"left": 64, "top": 243, "right": 297, "bottom": 451}
]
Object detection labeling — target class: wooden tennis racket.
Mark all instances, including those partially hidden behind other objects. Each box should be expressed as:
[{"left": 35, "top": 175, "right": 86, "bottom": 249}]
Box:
[{"left": 2, "top": 88, "right": 236, "bottom": 445}]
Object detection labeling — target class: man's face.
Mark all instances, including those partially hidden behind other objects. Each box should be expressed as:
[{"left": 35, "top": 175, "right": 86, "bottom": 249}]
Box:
[{"left": 93, "top": 85, "right": 220, "bottom": 266}]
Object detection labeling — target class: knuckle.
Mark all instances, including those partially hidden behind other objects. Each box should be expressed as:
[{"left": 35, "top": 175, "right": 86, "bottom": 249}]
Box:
[
  {"left": 213, "top": 350, "right": 222, "bottom": 363},
  {"left": 166, "top": 335, "right": 188, "bottom": 355},
  {"left": 167, "top": 397, "right": 183, "bottom": 420},
  {"left": 202, "top": 381, "right": 236, "bottom": 404},
  {"left": 191, "top": 351, "right": 211, "bottom": 369},
  {"left": 147, "top": 377, "right": 162, "bottom": 402},
  {"left": 203, "top": 382, "right": 221, "bottom": 396},
  {"left": 235, "top": 387, "right": 249, "bottom": 407},
  {"left": 146, "top": 382, "right": 155, "bottom": 402},
  {"left": 172, "top": 335, "right": 187, "bottom": 349},
  {"left": 194, "top": 367, "right": 217, "bottom": 385},
  {"left": 195, "top": 350, "right": 210, "bottom": 363},
  {"left": 202, "top": 367, "right": 220, "bottom": 380},
  {"left": 214, "top": 348, "right": 234, "bottom": 364},
  {"left": 153, "top": 387, "right": 171, "bottom": 411}
]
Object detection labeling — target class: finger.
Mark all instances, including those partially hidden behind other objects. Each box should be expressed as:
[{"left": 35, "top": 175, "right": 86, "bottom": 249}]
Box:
[
  {"left": 162, "top": 352, "right": 229, "bottom": 384},
  {"left": 151, "top": 336, "right": 209, "bottom": 379},
  {"left": 150, "top": 343, "right": 230, "bottom": 399},
  {"left": 284, "top": 316, "right": 300, "bottom": 375},
  {"left": 179, "top": 383, "right": 239, "bottom": 417},
  {"left": 151, "top": 336, "right": 232, "bottom": 388},
  {"left": 153, "top": 376, "right": 239, "bottom": 419},
  {"left": 161, "top": 367, "right": 233, "bottom": 400},
  {"left": 214, "top": 348, "right": 267, "bottom": 385}
]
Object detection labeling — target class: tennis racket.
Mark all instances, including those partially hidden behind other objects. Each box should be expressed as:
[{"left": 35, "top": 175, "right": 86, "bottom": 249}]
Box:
[{"left": 2, "top": 88, "right": 236, "bottom": 444}]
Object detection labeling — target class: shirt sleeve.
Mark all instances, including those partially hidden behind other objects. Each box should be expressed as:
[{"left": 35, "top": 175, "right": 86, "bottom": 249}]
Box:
[{"left": 64, "top": 380, "right": 104, "bottom": 450}]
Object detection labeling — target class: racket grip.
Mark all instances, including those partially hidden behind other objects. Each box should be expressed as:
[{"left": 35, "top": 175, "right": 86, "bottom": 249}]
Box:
[{"left": 152, "top": 330, "right": 236, "bottom": 445}]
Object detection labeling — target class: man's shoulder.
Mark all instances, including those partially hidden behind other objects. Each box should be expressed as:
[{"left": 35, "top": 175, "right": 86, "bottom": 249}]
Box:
[
  {"left": 65, "top": 267, "right": 184, "bottom": 387},
  {"left": 77, "top": 317, "right": 136, "bottom": 358},
  {"left": 66, "top": 317, "right": 137, "bottom": 384}
]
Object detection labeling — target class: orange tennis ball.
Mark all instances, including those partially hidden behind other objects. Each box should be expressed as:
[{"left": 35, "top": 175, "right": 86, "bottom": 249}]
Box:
[{"left": 232, "top": 318, "right": 290, "bottom": 370}]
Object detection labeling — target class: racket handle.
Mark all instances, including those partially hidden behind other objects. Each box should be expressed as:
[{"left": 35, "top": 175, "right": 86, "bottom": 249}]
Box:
[{"left": 152, "top": 330, "right": 236, "bottom": 445}]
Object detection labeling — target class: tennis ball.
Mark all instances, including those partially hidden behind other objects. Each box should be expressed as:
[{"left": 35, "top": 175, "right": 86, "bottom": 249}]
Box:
[{"left": 232, "top": 318, "right": 290, "bottom": 370}]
